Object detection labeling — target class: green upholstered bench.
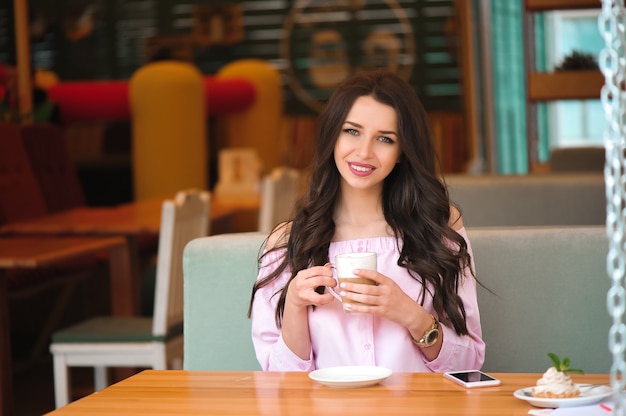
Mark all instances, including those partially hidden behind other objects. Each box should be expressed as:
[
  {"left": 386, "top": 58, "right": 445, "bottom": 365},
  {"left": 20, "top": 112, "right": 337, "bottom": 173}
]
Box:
[
  {"left": 183, "top": 232, "right": 265, "bottom": 370},
  {"left": 183, "top": 227, "right": 611, "bottom": 374},
  {"left": 470, "top": 226, "right": 610, "bottom": 374}
]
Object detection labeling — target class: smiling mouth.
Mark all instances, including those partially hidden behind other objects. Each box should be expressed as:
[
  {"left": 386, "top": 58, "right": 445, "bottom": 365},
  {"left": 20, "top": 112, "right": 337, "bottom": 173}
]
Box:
[{"left": 349, "top": 163, "right": 374, "bottom": 172}]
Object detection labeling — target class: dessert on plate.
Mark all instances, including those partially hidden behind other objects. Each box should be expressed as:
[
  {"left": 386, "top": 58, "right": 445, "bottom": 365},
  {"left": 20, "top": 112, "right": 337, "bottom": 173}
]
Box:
[{"left": 531, "top": 353, "right": 584, "bottom": 398}]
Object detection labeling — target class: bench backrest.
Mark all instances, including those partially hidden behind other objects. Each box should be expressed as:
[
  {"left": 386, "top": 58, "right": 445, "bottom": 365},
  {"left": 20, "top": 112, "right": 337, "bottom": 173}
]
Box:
[
  {"left": 446, "top": 174, "right": 605, "bottom": 227},
  {"left": 470, "top": 226, "right": 610, "bottom": 373},
  {"left": 183, "top": 227, "right": 611, "bottom": 374},
  {"left": 183, "top": 232, "right": 265, "bottom": 370}
]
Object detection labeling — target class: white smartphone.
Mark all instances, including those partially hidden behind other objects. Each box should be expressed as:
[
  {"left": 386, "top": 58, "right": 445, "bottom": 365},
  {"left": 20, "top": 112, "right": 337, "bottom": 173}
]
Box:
[{"left": 443, "top": 370, "right": 501, "bottom": 388}]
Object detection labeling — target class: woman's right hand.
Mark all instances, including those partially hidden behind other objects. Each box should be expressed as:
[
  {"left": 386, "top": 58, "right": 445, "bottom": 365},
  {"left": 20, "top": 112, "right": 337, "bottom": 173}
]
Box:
[
  {"left": 286, "top": 264, "right": 337, "bottom": 309},
  {"left": 281, "top": 264, "right": 336, "bottom": 359}
]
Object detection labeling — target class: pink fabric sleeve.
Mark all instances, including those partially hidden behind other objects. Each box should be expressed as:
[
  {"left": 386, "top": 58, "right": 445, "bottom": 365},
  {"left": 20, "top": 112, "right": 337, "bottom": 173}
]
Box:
[
  {"left": 421, "top": 227, "right": 485, "bottom": 372},
  {"left": 250, "top": 249, "right": 315, "bottom": 371}
]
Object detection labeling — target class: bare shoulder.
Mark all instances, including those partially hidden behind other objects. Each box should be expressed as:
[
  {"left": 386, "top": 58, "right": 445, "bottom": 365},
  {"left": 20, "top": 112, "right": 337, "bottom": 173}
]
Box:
[
  {"left": 448, "top": 205, "right": 464, "bottom": 230},
  {"left": 265, "top": 221, "right": 292, "bottom": 251}
]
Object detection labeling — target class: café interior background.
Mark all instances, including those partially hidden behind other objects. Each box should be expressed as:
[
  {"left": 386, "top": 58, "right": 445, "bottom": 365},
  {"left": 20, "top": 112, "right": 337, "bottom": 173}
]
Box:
[{"left": 0, "top": 0, "right": 603, "bottom": 180}]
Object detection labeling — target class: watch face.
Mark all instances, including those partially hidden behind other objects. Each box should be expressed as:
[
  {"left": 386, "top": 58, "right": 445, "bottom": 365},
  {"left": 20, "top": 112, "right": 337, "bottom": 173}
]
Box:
[{"left": 425, "top": 329, "right": 439, "bottom": 345}]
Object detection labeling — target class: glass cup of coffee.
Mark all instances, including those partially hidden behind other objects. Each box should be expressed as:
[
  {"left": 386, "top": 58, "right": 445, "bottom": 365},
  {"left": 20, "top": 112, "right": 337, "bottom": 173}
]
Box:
[{"left": 329, "top": 252, "right": 377, "bottom": 312}]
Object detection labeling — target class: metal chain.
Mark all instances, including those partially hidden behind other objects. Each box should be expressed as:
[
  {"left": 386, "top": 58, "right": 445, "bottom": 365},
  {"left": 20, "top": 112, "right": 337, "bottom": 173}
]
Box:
[{"left": 600, "top": 1, "right": 626, "bottom": 413}]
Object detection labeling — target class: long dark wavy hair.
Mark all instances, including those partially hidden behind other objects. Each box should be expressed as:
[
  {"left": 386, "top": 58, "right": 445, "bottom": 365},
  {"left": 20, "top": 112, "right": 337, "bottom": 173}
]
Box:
[{"left": 248, "top": 70, "right": 474, "bottom": 336}]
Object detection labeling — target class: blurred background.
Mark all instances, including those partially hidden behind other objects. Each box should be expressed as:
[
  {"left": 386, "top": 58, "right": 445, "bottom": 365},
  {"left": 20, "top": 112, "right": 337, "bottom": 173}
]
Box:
[
  {"left": 0, "top": 2, "right": 605, "bottom": 413},
  {"left": 0, "top": 0, "right": 605, "bottom": 199}
]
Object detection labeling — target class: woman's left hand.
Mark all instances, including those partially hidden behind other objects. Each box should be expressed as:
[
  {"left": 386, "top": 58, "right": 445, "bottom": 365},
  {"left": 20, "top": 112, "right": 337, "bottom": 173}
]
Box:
[{"left": 339, "top": 268, "right": 423, "bottom": 328}]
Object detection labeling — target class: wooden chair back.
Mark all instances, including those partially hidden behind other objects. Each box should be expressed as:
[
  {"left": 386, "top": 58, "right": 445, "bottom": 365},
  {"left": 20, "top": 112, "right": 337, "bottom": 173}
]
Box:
[
  {"left": 152, "top": 189, "right": 210, "bottom": 337},
  {"left": 0, "top": 123, "right": 47, "bottom": 223},
  {"left": 20, "top": 124, "right": 86, "bottom": 212},
  {"left": 258, "top": 167, "right": 302, "bottom": 234}
]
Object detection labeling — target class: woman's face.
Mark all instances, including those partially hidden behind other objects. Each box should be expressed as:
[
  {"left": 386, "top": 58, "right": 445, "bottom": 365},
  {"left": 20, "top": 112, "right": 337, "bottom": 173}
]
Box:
[{"left": 333, "top": 95, "right": 401, "bottom": 194}]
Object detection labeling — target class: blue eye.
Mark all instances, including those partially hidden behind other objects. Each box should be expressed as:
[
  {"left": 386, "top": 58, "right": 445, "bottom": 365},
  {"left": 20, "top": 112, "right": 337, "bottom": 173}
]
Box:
[
  {"left": 378, "top": 136, "right": 394, "bottom": 144},
  {"left": 344, "top": 128, "right": 358, "bottom": 135}
]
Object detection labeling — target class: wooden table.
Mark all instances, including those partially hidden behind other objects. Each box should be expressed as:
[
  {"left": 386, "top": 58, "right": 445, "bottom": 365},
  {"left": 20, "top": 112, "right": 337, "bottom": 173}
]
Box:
[
  {"left": 0, "top": 195, "right": 260, "bottom": 408},
  {"left": 0, "top": 196, "right": 260, "bottom": 236},
  {"left": 44, "top": 370, "right": 613, "bottom": 415},
  {"left": 0, "top": 196, "right": 261, "bottom": 315},
  {"left": 0, "top": 236, "right": 132, "bottom": 416}
]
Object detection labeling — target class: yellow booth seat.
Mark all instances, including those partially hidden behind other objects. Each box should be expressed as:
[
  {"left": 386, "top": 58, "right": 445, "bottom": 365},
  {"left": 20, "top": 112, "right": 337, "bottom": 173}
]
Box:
[
  {"left": 129, "top": 61, "right": 207, "bottom": 201},
  {"left": 216, "top": 59, "right": 284, "bottom": 173}
]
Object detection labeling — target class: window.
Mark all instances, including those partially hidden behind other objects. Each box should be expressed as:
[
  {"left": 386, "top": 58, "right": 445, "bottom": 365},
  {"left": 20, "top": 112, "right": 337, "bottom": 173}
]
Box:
[{"left": 545, "top": 9, "right": 603, "bottom": 148}]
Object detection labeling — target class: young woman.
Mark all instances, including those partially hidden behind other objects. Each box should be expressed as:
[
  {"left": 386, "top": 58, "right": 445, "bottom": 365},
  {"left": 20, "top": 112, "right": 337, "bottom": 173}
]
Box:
[{"left": 248, "top": 71, "right": 485, "bottom": 372}]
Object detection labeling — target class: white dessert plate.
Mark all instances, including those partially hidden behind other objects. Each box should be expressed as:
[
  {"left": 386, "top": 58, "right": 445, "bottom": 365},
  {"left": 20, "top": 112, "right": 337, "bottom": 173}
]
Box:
[
  {"left": 513, "top": 385, "right": 613, "bottom": 408},
  {"left": 309, "top": 366, "right": 392, "bottom": 388}
]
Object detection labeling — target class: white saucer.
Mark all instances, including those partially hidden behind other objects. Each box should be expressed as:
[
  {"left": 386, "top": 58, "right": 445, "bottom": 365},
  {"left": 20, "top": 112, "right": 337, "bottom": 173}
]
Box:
[
  {"left": 513, "top": 385, "right": 613, "bottom": 408},
  {"left": 309, "top": 366, "right": 393, "bottom": 389}
]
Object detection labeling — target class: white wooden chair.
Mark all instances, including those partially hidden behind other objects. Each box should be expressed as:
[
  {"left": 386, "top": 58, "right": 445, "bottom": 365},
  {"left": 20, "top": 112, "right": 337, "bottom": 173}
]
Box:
[
  {"left": 49, "top": 189, "right": 210, "bottom": 408},
  {"left": 257, "top": 167, "right": 302, "bottom": 234}
]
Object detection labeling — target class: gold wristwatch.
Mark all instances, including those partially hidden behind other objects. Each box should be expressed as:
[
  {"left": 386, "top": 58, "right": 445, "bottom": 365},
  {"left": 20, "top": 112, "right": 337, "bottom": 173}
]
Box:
[{"left": 412, "top": 314, "right": 440, "bottom": 348}]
